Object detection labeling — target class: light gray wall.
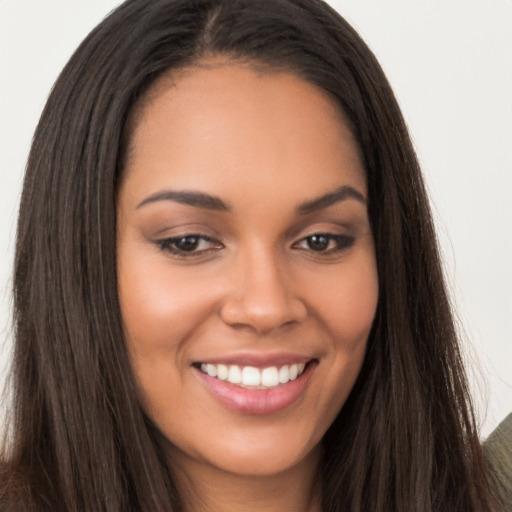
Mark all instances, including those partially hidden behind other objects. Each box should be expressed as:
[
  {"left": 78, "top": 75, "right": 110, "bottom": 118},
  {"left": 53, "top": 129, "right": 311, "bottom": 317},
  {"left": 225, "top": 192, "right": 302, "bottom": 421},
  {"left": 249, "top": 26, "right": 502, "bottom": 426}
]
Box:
[{"left": 1, "top": 0, "right": 511, "bottom": 436}]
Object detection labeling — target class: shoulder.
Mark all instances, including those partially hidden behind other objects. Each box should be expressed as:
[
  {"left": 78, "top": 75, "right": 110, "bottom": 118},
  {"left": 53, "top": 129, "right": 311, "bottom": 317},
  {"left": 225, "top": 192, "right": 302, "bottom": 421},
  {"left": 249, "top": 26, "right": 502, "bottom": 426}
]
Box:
[{"left": 484, "top": 412, "right": 512, "bottom": 511}]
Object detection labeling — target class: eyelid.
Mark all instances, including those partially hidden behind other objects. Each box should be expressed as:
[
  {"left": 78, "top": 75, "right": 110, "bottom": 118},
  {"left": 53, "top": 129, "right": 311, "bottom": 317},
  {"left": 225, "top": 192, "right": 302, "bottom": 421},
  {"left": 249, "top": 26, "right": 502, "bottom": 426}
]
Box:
[
  {"left": 290, "top": 224, "right": 357, "bottom": 258},
  {"left": 149, "top": 220, "right": 219, "bottom": 238},
  {"left": 155, "top": 233, "right": 224, "bottom": 257},
  {"left": 294, "top": 233, "right": 355, "bottom": 248}
]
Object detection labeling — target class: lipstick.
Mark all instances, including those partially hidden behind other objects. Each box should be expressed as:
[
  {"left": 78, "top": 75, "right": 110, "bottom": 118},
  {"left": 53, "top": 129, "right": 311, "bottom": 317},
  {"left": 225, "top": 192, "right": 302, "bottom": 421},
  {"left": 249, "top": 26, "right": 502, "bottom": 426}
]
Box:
[{"left": 193, "top": 358, "right": 315, "bottom": 415}]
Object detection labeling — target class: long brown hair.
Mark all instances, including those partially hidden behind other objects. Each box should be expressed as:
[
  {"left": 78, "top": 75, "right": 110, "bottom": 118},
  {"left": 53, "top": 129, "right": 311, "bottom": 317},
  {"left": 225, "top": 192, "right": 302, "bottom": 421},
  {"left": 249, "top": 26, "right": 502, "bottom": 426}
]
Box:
[{"left": 1, "top": 0, "right": 497, "bottom": 510}]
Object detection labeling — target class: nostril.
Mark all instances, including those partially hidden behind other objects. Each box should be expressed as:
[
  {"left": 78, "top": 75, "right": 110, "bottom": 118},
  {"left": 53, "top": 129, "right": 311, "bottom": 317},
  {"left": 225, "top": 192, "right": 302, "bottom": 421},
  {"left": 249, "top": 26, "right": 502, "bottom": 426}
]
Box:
[{"left": 220, "top": 295, "right": 307, "bottom": 333}]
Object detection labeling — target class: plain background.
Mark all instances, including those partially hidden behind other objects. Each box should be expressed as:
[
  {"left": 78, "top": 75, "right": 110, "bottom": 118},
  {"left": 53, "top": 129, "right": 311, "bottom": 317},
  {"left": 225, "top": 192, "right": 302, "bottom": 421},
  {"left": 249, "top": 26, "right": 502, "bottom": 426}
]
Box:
[{"left": 0, "top": 0, "right": 511, "bottom": 437}]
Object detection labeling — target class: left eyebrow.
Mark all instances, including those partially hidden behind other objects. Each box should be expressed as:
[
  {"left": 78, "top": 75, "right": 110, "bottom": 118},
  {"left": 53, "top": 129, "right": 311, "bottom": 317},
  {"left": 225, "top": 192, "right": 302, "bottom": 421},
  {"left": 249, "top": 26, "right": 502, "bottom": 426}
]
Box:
[{"left": 296, "top": 185, "right": 367, "bottom": 215}]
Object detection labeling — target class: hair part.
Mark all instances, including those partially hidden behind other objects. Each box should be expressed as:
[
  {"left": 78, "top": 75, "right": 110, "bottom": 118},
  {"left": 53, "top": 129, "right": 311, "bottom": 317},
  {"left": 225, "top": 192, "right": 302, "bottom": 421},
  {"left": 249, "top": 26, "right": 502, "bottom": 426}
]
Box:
[{"left": 2, "top": 1, "right": 498, "bottom": 510}]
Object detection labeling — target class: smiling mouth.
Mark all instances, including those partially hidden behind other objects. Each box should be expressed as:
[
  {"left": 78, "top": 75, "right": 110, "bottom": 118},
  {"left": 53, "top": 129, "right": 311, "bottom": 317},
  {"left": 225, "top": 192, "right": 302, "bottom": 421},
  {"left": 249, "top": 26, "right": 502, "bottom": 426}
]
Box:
[
  {"left": 193, "top": 358, "right": 317, "bottom": 414},
  {"left": 193, "top": 361, "right": 311, "bottom": 389}
]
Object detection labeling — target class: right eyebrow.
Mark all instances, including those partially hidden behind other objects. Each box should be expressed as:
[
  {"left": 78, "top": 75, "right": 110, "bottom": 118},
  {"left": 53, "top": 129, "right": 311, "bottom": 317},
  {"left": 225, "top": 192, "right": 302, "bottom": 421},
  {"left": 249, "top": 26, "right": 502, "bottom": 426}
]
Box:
[{"left": 136, "top": 189, "right": 232, "bottom": 211}]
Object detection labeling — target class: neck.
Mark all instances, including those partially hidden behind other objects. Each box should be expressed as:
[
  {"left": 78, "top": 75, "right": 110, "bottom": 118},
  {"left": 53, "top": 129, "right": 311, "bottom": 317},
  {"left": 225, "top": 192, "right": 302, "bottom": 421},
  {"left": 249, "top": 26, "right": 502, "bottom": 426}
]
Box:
[{"left": 169, "top": 447, "right": 322, "bottom": 512}]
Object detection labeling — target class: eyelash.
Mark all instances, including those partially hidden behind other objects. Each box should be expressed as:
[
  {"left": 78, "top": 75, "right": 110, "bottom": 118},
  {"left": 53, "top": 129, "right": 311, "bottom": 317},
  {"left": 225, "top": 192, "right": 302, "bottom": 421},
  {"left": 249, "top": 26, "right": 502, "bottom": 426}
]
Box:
[
  {"left": 292, "top": 233, "right": 355, "bottom": 255},
  {"left": 155, "top": 232, "right": 356, "bottom": 259},
  {"left": 155, "top": 234, "right": 222, "bottom": 256}
]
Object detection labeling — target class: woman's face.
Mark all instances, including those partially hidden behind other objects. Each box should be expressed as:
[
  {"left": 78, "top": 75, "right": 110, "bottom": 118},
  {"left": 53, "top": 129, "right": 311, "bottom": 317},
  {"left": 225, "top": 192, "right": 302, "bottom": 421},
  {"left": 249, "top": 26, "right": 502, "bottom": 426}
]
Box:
[{"left": 117, "top": 63, "right": 378, "bottom": 479}]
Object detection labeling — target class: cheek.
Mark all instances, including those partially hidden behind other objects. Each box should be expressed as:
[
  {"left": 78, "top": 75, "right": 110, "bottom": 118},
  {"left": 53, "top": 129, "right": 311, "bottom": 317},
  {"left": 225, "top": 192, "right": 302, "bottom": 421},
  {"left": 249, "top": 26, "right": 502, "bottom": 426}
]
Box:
[
  {"left": 118, "top": 245, "right": 213, "bottom": 348},
  {"left": 306, "top": 253, "right": 379, "bottom": 348},
  {"left": 117, "top": 251, "right": 203, "bottom": 391},
  {"left": 332, "top": 273, "right": 378, "bottom": 344},
  {"left": 117, "top": 255, "right": 210, "bottom": 419},
  {"left": 316, "top": 260, "right": 378, "bottom": 417}
]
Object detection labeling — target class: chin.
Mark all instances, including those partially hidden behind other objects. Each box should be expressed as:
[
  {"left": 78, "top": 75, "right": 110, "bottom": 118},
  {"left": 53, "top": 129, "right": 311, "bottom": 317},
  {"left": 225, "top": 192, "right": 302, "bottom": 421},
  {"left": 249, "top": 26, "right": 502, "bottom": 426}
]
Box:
[{"left": 161, "top": 414, "right": 324, "bottom": 480}]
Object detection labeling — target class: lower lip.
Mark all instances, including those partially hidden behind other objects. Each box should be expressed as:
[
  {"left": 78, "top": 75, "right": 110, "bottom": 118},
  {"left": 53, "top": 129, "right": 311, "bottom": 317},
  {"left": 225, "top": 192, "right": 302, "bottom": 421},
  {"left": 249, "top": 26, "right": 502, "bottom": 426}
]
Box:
[{"left": 195, "top": 363, "right": 315, "bottom": 415}]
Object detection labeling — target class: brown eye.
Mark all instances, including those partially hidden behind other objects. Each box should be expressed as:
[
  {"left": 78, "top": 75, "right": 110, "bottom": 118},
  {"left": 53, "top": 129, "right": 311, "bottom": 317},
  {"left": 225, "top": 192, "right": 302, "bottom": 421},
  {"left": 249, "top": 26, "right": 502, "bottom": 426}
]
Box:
[
  {"left": 294, "top": 233, "right": 356, "bottom": 255},
  {"left": 156, "top": 234, "right": 223, "bottom": 257},
  {"left": 306, "top": 234, "right": 330, "bottom": 251},
  {"left": 174, "top": 235, "right": 201, "bottom": 252}
]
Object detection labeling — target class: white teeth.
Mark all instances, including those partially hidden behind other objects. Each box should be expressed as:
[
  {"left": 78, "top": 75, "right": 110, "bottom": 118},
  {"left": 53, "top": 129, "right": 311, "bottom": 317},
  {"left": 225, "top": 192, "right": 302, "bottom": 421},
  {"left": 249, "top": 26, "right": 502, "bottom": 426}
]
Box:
[
  {"left": 242, "top": 366, "right": 261, "bottom": 386},
  {"left": 199, "top": 362, "right": 308, "bottom": 388},
  {"left": 278, "top": 365, "right": 289, "bottom": 384},
  {"left": 228, "top": 365, "right": 242, "bottom": 384},
  {"left": 261, "top": 367, "right": 279, "bottom": 387},
  {"left": 217, "top": 364, "right": 229, "bottom": 381}
]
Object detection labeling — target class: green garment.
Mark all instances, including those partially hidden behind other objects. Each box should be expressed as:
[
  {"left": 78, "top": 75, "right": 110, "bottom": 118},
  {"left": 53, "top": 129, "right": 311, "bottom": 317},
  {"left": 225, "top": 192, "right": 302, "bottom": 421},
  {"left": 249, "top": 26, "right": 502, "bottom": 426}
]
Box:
[{"left": 484, "top": 412, "right": 512, "bottom": 511}]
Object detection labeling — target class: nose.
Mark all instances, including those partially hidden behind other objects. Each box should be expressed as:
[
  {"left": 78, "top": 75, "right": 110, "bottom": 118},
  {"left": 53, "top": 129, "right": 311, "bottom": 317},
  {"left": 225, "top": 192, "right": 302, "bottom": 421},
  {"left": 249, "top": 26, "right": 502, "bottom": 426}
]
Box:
[{"left": 220, "top": 248, "right": 307, "bottom": 334}]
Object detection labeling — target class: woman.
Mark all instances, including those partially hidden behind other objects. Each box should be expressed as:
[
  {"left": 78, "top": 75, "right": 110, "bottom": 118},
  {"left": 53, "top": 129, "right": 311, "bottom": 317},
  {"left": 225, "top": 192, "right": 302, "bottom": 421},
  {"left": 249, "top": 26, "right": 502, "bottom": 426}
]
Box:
[{"left": 0, "top": 0, "right": 502, "bottom": 510}]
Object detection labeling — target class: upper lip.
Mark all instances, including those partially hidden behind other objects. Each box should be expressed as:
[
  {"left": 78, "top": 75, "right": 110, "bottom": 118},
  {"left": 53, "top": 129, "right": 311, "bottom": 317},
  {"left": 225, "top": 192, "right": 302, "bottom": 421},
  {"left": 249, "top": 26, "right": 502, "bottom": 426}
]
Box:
[{"left": 192, "top": 352, "right": 314, "bottom": 368}]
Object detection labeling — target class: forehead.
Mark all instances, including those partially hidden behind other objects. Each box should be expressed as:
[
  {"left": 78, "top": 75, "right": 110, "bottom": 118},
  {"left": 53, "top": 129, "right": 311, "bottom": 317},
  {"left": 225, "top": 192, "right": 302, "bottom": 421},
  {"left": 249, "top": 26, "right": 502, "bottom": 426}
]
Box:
[{"left": 121, "top": 62, "right": 366, "bottom": 203}]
